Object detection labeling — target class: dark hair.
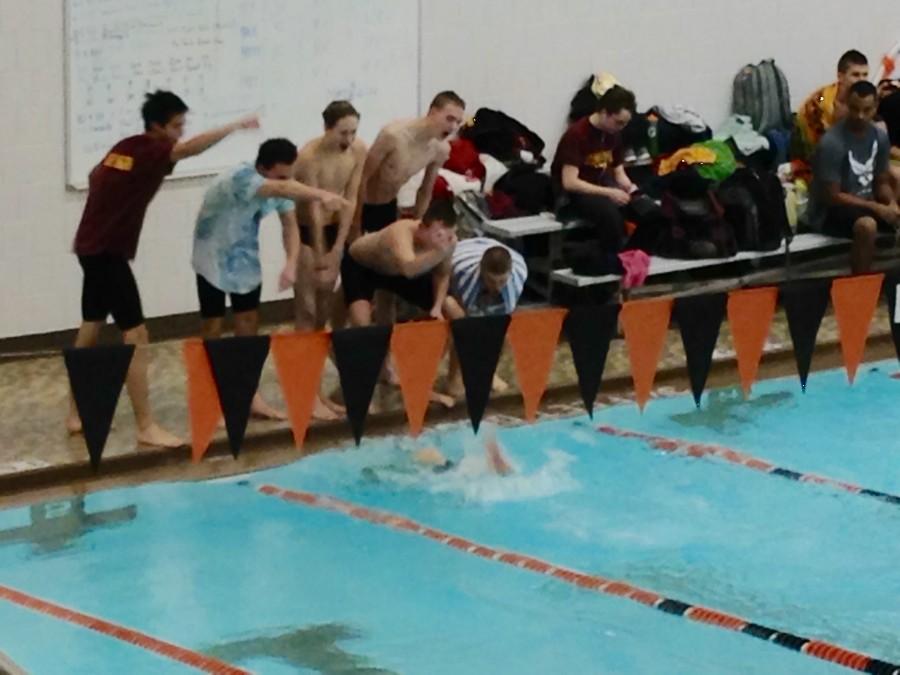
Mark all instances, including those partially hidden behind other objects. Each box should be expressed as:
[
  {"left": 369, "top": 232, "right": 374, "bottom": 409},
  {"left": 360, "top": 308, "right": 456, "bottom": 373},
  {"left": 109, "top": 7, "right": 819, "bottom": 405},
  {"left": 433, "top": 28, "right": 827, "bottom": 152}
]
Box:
[
  {"left": 838, "top": 50, "right": 868, "bottom": 73},
  {"left": 429, "top": 91, "right": 466, "bottom": 111},
  {"left": 596, "top": 85, "right": 636, "bottom": 115},
  {"left": 323, "top": 100, "right": 360, "bottom": 129},
  {"left": 141, "top": 90, "right": 188, "bottom": 131},
  {"left": 481, "top": 246, "right": 512, "bottom": 275},
  {"left": 256, "top": 138, "right": 298, "bottom": 168},
  {"left": 422, "top": 199, "right": 457, "bottom": 227},
  {"left": 848, "top": 80, "right": 878, "bottom": 100}
]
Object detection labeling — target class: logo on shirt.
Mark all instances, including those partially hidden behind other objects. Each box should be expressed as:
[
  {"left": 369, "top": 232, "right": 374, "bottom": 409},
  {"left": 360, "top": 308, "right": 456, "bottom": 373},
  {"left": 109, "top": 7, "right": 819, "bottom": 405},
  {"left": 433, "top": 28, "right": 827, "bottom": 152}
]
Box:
[
  {"left": 848, "top": 140, "right": 878, "bottom": 192},
  {"left": 585, "top": 150, "right": 613, "bottom": 170},
  {"left": 103, "top": 153, "right": 134, "bottom": 172}
]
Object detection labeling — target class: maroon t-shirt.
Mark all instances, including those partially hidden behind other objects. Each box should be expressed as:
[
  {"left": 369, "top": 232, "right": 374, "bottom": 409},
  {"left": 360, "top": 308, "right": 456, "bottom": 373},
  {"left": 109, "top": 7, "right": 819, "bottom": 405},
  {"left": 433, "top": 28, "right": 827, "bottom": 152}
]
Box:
[
  {"left": 551, "top": 116, "right": 624, "bottom": 191},
  {"left": 73, "top": 134, "right": 176, "bottom": 259}
]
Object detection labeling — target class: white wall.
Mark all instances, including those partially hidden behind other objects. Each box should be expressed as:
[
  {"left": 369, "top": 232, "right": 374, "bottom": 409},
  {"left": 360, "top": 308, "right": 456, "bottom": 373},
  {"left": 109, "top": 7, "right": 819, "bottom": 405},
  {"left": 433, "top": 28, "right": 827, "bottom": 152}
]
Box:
[{"left": 0, "top": 0, "right": 897, "bottom": 338}]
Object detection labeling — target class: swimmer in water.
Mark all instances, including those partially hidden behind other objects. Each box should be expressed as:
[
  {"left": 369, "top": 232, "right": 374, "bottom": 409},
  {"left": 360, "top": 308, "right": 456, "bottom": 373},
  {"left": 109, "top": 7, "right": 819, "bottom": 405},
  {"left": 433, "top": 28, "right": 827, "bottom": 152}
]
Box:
[
  {"left": 360, "top": 426, "right": 514, "bottom": 483},
  {"left": 414, "top": 425, "right": 513, "bottom": 476}
]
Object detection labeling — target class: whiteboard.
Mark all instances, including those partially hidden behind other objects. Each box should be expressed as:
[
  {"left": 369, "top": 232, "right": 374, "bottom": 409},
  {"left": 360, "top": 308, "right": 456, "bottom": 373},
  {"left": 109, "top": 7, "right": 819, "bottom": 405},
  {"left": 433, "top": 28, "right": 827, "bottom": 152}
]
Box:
[{"left": 64, "top": 0, "right": 421, "bottom": 188}]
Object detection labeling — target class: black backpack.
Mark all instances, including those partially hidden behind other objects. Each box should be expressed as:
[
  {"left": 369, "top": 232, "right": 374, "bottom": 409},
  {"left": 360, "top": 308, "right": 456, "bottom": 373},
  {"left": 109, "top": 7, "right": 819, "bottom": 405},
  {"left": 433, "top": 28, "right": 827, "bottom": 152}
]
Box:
[
  {"left": 717, "top": 168, "right": 790, "bottom": 251},
  {"left": 493, "top": 164, "right": 554, "bottom": 215},
  {"left": 460, "top": 108, "right": 546, "bottom": 165},
  {"left": 657, "top": 168, "right": 737, "bottom": 259}
]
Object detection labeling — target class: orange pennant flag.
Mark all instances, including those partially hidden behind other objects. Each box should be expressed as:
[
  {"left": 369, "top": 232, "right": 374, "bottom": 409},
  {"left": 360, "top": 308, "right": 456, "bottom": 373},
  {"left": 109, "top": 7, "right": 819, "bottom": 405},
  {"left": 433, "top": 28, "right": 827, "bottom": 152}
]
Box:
[
  {"left": 831, "top": 273, "right": 884, "bottom": 384},
  {"left": 727, "top": 287, "right": 778, "bottom": 397},
  {"left": 391, "top": 320, "right": 450, "bottom": 436},
  {"left": 621, "top": 298, "right": 673, "bottom": 411},
  {"left": 507, "top": 308, "right": 567, "bottom": 422},
  {"left": 183, "top": 338, "right": 222, "bottom": 463},
  {"left": 271, "top": 331, "right": 331, "bottom": 449}
]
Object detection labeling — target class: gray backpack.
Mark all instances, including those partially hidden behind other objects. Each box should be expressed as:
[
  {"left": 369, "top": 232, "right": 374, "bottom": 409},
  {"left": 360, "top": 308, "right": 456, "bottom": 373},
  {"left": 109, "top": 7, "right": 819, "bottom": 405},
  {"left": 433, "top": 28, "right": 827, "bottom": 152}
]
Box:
[{"left": 732, "top": 59, "right": 792, "bottom": 133}]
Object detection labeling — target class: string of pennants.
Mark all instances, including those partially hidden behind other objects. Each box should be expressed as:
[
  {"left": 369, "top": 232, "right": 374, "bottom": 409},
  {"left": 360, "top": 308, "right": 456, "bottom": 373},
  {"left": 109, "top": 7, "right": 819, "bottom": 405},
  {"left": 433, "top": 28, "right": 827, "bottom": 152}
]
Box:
[{"left": 65, "top": 272, "right": 900, "bottom": 469}]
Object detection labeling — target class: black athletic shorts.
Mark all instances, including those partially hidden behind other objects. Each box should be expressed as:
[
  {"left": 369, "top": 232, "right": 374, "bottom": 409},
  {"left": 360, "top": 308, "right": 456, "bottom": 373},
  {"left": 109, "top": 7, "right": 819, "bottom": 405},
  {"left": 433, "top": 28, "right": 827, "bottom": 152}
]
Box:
[
  {"left": 340, "top": 249, "right": 433, "bottom": 310},
  {"left": 78, "top": 254, "right": 144, "bottom": 331},
  {"left": 822, "top": 205, "right": 890, "bottom": 239},
  {"left": 299, "top": 223, "right": 339, "bottom": 249},
  {"left": 361, "top": 200, "right": 398, "bottom": 233},
  {"left": 196, "top": 274, "right": 262, "bottom": 319}
]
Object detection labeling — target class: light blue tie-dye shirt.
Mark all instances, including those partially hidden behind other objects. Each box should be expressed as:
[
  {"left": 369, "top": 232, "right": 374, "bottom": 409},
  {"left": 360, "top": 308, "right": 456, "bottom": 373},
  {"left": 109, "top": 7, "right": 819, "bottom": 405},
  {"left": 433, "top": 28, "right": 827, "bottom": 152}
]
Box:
[{"left": 192, "top": 163, "right": 294, "bottom": 293}]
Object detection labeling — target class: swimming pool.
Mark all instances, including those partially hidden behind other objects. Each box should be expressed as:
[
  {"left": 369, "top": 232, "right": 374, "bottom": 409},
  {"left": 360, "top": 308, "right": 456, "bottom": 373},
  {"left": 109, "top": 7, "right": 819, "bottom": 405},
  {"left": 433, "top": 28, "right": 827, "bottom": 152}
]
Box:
[{"left": 0, "top": 361, "right": 898, "bottom": 674}]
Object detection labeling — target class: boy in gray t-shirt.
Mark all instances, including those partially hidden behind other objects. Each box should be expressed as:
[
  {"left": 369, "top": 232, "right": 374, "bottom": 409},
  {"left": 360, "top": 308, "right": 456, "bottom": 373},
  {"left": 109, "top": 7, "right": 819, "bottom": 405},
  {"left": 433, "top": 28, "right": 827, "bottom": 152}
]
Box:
[{"left": 811, "top": 81, "right": 899, "bottom": 273}]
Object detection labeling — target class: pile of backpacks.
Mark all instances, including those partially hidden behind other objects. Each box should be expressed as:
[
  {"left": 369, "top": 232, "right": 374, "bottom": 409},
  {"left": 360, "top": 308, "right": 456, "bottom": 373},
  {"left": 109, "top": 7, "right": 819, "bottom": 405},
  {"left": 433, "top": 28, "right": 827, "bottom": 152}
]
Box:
[
  {"left": 440, "top": 108, "right": 555, "bottom": 221},
  {"left": 443, "top": 59, "right": 799, "bottom": 262},
  {"left": 563, "top": 61, "right": 794, "bottom": 261}
]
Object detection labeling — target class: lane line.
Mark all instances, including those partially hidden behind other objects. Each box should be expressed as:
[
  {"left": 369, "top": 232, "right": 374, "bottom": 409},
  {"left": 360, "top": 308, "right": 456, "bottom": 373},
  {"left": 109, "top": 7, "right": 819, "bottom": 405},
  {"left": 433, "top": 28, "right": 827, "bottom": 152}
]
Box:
[{"left": 257, "top": 483, "right": 900, "bottom": 674}]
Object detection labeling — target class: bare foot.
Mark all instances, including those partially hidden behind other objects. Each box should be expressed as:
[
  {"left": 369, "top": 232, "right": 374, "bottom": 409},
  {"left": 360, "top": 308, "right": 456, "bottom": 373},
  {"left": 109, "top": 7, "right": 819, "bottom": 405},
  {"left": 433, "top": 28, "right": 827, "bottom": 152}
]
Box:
[
  {"left": 368, "top": 394, "right": 384, "bottom": 416},
  {"left": 430, "top": 390, "right": 456, "bottom": 409},
  {"left": 312, "top": 395, "right": 340, "bottom": 421},
  {"left": 136, "top": 423, "right": 184, "bottom": 449},
  {"left": 492, "top": 374, "right": 509, "bottom": 394},
  {"left": 322, "top": 395, "right": 346, "bottom": 417},
  {"left": 379, "top": 356, "right": 401, "bottom": 386},
  {"left": 446, "top": 377, "right": 465, "bottom": 401},
  {"left": 250, "top": 394, "right": 288, "bottom": 421},
  {"left": 67, "top": 415, "right": 117, "bottom": 435},
  {"left": 66, "top": 415, "right": 83, "bottom": 435}
]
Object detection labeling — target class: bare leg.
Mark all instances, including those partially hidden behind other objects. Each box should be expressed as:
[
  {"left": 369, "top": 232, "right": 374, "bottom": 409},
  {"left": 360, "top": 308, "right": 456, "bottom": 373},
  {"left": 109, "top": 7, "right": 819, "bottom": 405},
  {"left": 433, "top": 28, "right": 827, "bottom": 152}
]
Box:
[
  {"left": 348, "top": 299, "right": 374, "bottom": 328},
  {"left": 293, "top": 244, "right": 319, "bottom": 333},
  {"left": 441, "top": 297, "right": 466, "bottom": 401},
  {"left": 201, "top": 317, "right": 225, "bottom": 339},
  {"left": 313, "top": 285, "right": 343, "bottom": 420},
  {"left": 373, "top": 290, "right": 400, "bottom": 384},
  {"left": 295, "top": 248, "right": 343, "bottom": 420},
  {"left": 66, "top": 321, "right": 104, "bottom": 433},
  {"left": 851, "top": 217, "right": 877, "bottom": 275},
  {"left": 890, "top": 164, "right": 900, "bottom": 202},
  {"left": 123, "top": 324, "right": 183, "bottom": 448},
  {"left": 347, "top": 299, "right": 385, "bottom": 414}
]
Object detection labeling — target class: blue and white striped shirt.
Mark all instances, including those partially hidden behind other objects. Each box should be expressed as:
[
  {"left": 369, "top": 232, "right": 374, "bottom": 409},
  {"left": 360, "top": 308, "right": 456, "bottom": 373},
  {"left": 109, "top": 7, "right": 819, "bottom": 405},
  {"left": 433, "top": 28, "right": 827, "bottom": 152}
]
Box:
[{"left": 451, "top": 237, "right": 527, "bottom": 315}]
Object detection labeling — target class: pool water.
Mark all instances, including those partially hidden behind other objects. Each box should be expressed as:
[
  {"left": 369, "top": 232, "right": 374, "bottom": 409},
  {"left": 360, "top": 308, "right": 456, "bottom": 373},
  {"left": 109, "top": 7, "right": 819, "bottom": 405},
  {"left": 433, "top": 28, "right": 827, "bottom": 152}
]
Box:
[{"left": 0, "top": 361, "right": 898, "bottom": 674}]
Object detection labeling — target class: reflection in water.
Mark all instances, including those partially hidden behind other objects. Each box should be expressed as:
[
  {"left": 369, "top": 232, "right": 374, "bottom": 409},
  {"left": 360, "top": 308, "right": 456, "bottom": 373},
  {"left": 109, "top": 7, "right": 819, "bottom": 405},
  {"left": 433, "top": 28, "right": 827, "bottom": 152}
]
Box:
[
  {"left": 206, "top": 624, "right": 396, "bottom": 674},
  {"left": 669, "top": 388, "right": 793, "bottom": 433},
  {"left": 0, "top": 497, "right": 137, "bottom": 554}
]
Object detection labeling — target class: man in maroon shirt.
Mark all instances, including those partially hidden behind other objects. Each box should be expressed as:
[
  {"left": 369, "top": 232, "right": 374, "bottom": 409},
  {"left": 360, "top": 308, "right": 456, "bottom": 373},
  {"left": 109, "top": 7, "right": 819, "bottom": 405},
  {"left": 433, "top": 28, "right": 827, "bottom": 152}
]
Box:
[
  {"left": 551, "top": 86, "right": 639, "bottom": 253},
  {"left": 67, "top": 90, "right": 259, "bottom": 448}
]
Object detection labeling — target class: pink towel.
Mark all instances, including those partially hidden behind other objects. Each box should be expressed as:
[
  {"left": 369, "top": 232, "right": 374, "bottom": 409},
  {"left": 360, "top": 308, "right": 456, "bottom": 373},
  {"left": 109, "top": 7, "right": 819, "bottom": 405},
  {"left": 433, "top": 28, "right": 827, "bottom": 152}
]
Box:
[{"left": 618, "top": 250, "right": 651, "bottom": 288}]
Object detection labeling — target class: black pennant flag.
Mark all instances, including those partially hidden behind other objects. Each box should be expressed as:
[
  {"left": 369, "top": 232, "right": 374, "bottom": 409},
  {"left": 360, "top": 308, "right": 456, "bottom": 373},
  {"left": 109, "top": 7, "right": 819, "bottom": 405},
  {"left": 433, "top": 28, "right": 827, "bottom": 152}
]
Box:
[
  {"left": 781, "top": 280, "right": 830, "bottom": 391},
  {"left": 451, "top": 315, "right": 511, "bottom": 433},
  {"left": 886, "top": 273, "right": 900, "bottom": 364},
  {"left": 563, "top": 304, "right": 620, "bottom": 418},
  {"left": 332, "top": 325, "right": 392, "bottom": 445},
  {"left": 675, "top": 293, "right": 726, "bottom": 407},
  {"left": 204, "top": 335, "right": 271, "bottom": 457},
  {"left": 64, "top": 344, "right": 135, "bottom": 471}
]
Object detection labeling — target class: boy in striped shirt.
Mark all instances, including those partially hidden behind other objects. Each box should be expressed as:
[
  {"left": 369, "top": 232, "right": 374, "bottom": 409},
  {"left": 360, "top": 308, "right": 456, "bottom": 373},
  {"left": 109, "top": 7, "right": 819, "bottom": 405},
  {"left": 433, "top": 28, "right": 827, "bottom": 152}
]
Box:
[
  {"left": 446, "top": 237, "right": 528, "bottom": 397},
  {"left": 450, "top": 237, "right": 527, "bottom": 317}
]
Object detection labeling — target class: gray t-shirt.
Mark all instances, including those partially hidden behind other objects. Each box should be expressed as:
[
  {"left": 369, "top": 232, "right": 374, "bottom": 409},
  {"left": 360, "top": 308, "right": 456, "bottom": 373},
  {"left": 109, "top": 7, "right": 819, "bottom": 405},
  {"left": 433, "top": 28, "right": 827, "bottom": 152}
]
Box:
[{"left": 809, "top": 120, "right": 890, "bottom": 228}]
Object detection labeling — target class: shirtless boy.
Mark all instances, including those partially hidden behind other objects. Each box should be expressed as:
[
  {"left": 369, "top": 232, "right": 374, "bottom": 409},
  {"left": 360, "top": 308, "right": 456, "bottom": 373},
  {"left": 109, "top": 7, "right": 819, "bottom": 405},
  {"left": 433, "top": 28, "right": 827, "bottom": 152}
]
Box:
[
  {"left": 342, "top": 199, "right": 462, "bottom": 326},
  {"left": 294, "top": 100, "right": 367, "bottom": 329},
  {"left": 356, "top": 91, "right": 465, "bottom": 235},
  {"left": 293, "top": 101, "right": 367, "bottom": 418}
]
